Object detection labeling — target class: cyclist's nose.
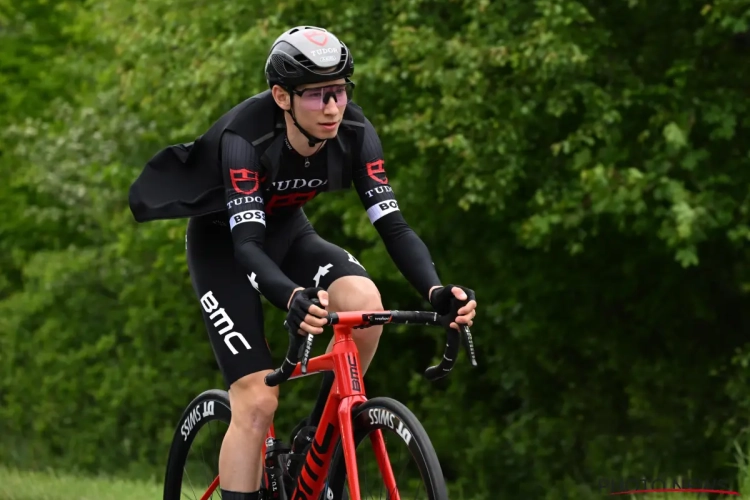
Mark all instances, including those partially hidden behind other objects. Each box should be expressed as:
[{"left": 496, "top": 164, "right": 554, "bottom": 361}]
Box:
[{"left": 323, "top": 95, "right": 339, "bottom": 114}]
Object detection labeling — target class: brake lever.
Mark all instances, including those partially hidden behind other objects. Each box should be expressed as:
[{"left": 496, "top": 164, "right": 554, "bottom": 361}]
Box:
[
  {"left": 300, "top": 333, "right": 315, "bottom": 374},
  {"left": 445, "top": 298, "right": 478, "bottom": 367},
  {"left": 299, "top": 297, "right": 325, "bottom": 374},
  {"left": 459, "top": 323, "right": 478, "bottom": 367}
]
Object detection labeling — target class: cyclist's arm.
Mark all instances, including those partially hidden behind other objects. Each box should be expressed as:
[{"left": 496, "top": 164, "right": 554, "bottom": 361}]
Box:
[
  {"left": 352, "top": 118, "right": 443, "bottom": 302},
  {"left": 220, "top": 131, "right": 302, "bottom": 310}
]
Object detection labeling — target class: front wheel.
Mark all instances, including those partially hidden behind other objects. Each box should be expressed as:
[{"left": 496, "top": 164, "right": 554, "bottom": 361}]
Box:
[
  {"left": 163, "top": 389, "right": 232, "bottom": 500},
  {"left": 325, "top": 397, "right": 449, "bottom": 500}
]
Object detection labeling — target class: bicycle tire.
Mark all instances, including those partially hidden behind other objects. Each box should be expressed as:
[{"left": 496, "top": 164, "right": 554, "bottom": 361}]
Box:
[
  {"left": 325, "top": 397, "right": 449, "bottom": 500},
  {"left": 163, "top": 389, "right": 232, "bottom": 500}
]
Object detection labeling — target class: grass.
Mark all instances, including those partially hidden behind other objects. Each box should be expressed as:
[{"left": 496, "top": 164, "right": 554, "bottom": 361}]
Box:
[
  {"left": 0, "top": 465, "right": 747, "bottom": 500},
  {"left": 0, "top": 466, "right": 162, "bottom": 500}
]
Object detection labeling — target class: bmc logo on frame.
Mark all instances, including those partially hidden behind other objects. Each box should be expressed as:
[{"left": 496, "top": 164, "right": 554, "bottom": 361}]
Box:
[{"left": 199, "top": 291, "right": 251, "bottom": 355}]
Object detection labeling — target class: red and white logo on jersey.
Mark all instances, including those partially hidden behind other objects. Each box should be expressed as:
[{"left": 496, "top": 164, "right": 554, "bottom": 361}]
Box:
[
  {"left": 230, "top": 169, "right": 260, "bottom": 195},
  {"left": 366, "top": 159, "right": 388, "bottom": 185},
  {"left": 265, "top": 192, "right": 317, "bottom": 214}
]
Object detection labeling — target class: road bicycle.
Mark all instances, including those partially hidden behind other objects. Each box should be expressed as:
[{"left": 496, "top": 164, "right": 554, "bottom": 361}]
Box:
[{"left": 163, "top": 301, "right": 477, "bottom": 499}]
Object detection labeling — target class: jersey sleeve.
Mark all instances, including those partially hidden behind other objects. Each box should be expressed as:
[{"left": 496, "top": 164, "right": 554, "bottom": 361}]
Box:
[
  {"left": 352, "top": 118, "right": 442, "bottom": 301},
  {"left": 220, "top": 131, "right": 300, "bottom": 310}
]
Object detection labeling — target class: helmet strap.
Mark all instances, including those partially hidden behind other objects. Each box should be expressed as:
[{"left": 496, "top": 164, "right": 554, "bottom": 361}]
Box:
[{"left": 287, "top": 94, "right": 325, "bottom": 148}]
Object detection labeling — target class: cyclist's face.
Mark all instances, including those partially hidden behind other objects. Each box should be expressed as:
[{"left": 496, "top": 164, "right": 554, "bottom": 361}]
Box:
[{"left": 292, "top": 79, "right": 351, "bottom": 138}]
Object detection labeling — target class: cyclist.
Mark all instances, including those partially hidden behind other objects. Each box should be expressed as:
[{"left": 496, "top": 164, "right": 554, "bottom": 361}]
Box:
[{"left": 128, "top": 26, "right": 477, "bottom": 500}]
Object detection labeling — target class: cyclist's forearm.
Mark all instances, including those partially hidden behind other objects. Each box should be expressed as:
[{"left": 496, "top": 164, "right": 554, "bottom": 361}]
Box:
[
  {"left": 234, "top": 240, "right": 301, "bottom": 311},
  {"left": 374, "top": 214, "right": 442, "bottom": 301}
]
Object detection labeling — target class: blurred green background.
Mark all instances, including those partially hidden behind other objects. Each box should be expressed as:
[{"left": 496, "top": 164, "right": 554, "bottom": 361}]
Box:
[{"left": 1, "top": 0, "right": 750, "bottom": 498}]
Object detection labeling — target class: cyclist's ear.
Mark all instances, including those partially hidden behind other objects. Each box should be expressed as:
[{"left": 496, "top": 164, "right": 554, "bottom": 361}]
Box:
[{"left": 271, "top": 84, "right": 291, "bottom": 110}]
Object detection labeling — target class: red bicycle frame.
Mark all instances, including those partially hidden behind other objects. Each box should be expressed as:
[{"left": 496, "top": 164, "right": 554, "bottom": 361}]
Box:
[
  {"left": 197, "top": 307, "right": 473, "bottom": 500},
  {"left": 262, "top": 311, "right": 398, "bottom": 500},
  {"left": 200, "top": 312, "right": 400, "bottom": 500}
]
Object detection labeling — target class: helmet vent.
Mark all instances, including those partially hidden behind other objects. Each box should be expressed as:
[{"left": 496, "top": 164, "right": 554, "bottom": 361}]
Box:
[
  {"left": 270, "top": 54, "right": 300, "bottom": 76},
  {"left": 293, "top": 53, "right": 317, "bottom": 70}
]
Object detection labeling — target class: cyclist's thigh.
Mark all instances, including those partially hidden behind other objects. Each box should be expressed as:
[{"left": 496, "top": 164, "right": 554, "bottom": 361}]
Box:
[
  {"left": 280, "top": 225, "right": 371, "bottom": 290},
  {"left": 186, "top": 215, "right": 273, "bottom": 389}
]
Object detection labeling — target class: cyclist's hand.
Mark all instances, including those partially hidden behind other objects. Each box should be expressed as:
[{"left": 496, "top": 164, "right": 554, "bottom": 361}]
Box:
[
  {"left": 429, "top": 284, "right": 477, "bottom": 330},
  {"left": 286, "top": 287, "right": 329, "bottom": 335}
]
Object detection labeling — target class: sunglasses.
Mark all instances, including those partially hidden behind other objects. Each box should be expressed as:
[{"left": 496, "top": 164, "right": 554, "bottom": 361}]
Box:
[{"left": 290, "top": 81, "right": 355, "bottom": 111}]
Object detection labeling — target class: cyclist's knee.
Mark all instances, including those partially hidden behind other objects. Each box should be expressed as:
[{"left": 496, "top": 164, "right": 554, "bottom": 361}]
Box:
[
  {"left": 228, "top": 371, "right": 279, "bottom": 433},
  {"left": 328, "top": 276, "right": 384, "bottom": 314},
  {"left": 328, "top": 276, "right": 384, "bottom": 346}
]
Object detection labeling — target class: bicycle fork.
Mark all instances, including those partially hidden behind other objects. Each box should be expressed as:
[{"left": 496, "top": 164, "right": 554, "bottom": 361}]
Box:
[
  {"left": 289, "top": 350, "right": 401, "bottom": 499},
  {"left": 333, "top": 397, "right": 400, "bottom": 499}
]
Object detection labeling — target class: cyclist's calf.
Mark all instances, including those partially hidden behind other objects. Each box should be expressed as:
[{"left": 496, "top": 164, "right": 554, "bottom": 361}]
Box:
[{"left": 327, "top": 276, "right": 384, "bottom": 373}]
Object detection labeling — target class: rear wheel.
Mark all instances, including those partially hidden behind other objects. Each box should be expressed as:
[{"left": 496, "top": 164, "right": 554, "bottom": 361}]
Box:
[
  {"left": 325, "top": 397, "right": 448, "bottom": 500},
  {"left": 163, "top": 389, "right": 232, "bottom": 500}
]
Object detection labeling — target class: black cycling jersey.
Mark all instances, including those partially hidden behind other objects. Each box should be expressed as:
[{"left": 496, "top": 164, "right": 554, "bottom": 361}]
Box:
[
  {"left": 220, "top": 117, "right": 440, "bottom": 311},
  {"left": 129, "top": 91, "right": 442, "bottom": 312},
  {"left": 130, "top": 92, "right": 446, "bottom": 385}
]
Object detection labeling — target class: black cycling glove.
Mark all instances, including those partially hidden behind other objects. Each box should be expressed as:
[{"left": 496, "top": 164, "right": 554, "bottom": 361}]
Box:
[
  {"left": 285, "top": 287, "right": 326, "bottom": 335},
  {"left": 429, "top": 284, "right": 476, "bottom": 316}
]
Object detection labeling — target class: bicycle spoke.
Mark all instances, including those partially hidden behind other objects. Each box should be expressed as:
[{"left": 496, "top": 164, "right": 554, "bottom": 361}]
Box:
[
  {"left": 397, "top": 434, "right": 427, "bottom": 500},
  {"left": 395, "top": 444, "right": 411, "bottom": 499},
  {"left": 183, "top": 467, "right": 197, "bottom": 499},
  {"left": 379, "top": 437, "right": 384, "bottom": 498},
  {"left": 200, "top": 433, "right": 210, "bottom": 491},
  {"left": 413, "top": 480, "right": 424, "bottom": 500},
  {"left": 210, "top": 422, "right": 222, "bottom": 499},
  {"left": 209, "top": 422, "right": 221, "bottom": 499},
  {"left": 365, "top": 445, "right": 370, "bottom": 496},
  {"left": 180, "top": 419, "right": 226, "bottom": 499},
  {"left": 386, "top": 436, "right": 403, "bottom": 499}
]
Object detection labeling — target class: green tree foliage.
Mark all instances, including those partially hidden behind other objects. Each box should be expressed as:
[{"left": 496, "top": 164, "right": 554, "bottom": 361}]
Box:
[{"left": 2, "top": 0, "right": 750, "bottom": 497}]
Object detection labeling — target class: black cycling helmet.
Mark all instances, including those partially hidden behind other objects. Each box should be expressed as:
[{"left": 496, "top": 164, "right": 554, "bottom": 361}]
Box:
[{"left": 265, "top": 26, "right": 354, "bottom": 89}]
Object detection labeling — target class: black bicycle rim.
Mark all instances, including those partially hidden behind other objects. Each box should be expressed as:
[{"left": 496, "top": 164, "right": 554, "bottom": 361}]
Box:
[{"left": 163, "top": 389, "right": 232, "bottom": 500}]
